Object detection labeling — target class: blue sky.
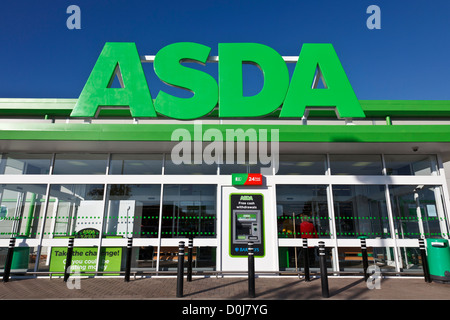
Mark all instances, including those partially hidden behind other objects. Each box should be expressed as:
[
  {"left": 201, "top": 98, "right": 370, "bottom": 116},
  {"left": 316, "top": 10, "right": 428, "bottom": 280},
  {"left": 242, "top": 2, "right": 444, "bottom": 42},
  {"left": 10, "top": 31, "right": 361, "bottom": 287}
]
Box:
[{"left": 1, "top": 0, "right": 450, "bottom": 100}]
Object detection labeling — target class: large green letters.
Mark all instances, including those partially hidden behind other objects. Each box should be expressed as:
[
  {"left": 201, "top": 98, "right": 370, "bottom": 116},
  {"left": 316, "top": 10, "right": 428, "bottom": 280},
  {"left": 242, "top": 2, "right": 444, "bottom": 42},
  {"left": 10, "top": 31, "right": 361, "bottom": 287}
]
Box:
[
  {"left": 71, "top": 42, "right": 365, "bottom": 119},
  {"left": 71, "top": 42, "right": 155, "bottom": 118},
  {"left": 218, "top": 43, "right": 289, "bottom": 117},
  {"left": 280, "top": 43, "right": 364, "bottom": 119},
  {"left": 154, "top": 42, "right": 218, "bottom": 119}
]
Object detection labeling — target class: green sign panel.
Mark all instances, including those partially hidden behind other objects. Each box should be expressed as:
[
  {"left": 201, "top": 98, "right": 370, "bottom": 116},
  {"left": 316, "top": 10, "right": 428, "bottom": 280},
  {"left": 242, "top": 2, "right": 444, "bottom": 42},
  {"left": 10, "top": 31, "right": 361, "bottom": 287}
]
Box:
[
  {"left": 71, "top": 42, "right": 364, "bottom": 120},
  {"left": 232, "top": 173, "right": 263, "bottom": 185},
  {"left": 49, "top": 247, "right": 122, "bottom": 275}
]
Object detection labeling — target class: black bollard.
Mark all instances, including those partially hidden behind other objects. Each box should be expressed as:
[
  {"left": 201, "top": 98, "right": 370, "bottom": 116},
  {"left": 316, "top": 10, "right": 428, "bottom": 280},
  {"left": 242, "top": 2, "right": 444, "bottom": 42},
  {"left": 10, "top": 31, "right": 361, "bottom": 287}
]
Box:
[
  {"left": 176, "top": 241, "right": 185, "bottom": 298},
  {"left": 302, "top": 238, "right": 310, "bottom": 282},
  {"left": 248, "top": 242, "right": 255, "bottom": 298},
  {"left": 3, "top": 237, "right": 16, "bottom": 282},
  {"left": 318, "top": 241, "right": 329, "bottom": 298},
  {"left": 124, "top": 237, "right": 133, "bottom": 282},
  {"left": 360, "top": 238, "right": 369, "bottom": 281},
  {"left": 63, "top": 237, "right": 75, "bottom": 282},
  {"left": 419, "top": 238, "right": 431, "bottom": 283},
  {"left": 187, "top": 238, "right": 193, "bottom": 282}
]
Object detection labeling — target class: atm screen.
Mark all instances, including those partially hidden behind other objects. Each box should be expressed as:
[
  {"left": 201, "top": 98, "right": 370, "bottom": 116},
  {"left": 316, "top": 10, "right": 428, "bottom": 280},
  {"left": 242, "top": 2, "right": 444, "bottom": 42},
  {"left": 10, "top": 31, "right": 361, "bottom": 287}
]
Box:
[{"left": 236, "top": 222, "right": 251, "bottom": 238}]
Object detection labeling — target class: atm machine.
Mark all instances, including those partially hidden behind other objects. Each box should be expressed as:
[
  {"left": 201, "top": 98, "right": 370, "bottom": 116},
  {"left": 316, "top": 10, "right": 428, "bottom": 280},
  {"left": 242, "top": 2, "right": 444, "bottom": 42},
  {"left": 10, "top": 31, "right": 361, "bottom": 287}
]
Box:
[{"left": 229, "top": 194, "right": 265, "bottom": 257}]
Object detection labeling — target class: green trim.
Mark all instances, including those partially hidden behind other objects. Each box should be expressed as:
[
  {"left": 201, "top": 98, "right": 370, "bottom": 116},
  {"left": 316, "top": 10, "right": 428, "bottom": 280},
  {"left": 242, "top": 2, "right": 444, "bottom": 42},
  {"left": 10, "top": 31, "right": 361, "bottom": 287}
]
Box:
[
  {"left": 2, "top": 99, "right": 450, "bottom": 118},
  {"left": 1, "top": 122, "right": 450, "bottom": 143},
  {"left": 229, "top": 193, "right": 265, "bottom": 258}
]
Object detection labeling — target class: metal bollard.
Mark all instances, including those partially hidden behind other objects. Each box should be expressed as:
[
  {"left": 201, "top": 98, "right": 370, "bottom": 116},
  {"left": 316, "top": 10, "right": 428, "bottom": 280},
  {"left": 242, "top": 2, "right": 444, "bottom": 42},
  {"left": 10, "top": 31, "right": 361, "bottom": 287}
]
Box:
[
  {"left": 360, "top": 238, "right": 369, "bottom": 281},
  {"left": 3, "top": 237, "right": 16, "bottom": 282},
  {"left": 318, "top": 241, "right": 329, "bottom": 298},
  {"left": 176, "top": 241, "right": 185, "bottom": 298},
  {"left": 187, "top": 238, "right": 193, "bottom": 282},
  {"left": 124, "top": 237, "right": 133, "bottom": 282},
  {"left": 248, "top": 242, "right": 255, "bottom": 298},
  {"left": 302, "top": 238, "right": 310, "bottom": 282},
  {"left": 63, "top": 237, "right": 75, "bottom": 282},
  {"left": 419, "top": 238, "right": 431, "bottom": 283}
]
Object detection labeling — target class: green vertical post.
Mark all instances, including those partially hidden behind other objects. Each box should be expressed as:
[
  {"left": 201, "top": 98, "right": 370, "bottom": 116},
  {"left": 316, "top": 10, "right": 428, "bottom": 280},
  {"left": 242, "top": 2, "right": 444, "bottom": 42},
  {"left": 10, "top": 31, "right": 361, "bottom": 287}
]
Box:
[{"left": 24, "top": 193, "right": 36, "bottom": 237}]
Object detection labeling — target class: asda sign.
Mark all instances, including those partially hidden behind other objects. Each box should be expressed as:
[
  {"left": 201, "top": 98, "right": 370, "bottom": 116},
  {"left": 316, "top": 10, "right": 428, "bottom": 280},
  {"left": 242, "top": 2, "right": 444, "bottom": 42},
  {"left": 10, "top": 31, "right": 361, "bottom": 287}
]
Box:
[{"left": 71, "top": 42, "right": 364, "bottom": 120}]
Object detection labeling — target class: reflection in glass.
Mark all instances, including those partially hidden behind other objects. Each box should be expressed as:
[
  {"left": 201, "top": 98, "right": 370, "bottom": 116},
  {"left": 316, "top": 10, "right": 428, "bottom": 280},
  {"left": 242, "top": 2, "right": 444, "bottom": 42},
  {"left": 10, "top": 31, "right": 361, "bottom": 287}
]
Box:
[
  {"left": 46, "top": 184, "right": 104, "bottom": 238},
  {"left": 276, "top": 185, "right": 330, "bottom": 239},
  {"left": 278, "top": 246, "right": 331, "bottom": 272},
  {"left": 53, "top": 154, "right": 107, "bottom": 175},
  {"left": 104, "top": 184, "right": 161, "bottom": 238},
  {"left": 164, "top": 154, "right": 217, "bottom": 175},
  {"left": 0, "top": 153, "right": 51, "bottom": 175},
  {"left": 330, "top": 155, "right": 382, "bottom": 175},
  {"left": 399, "top": 247, "right": 425, "bottom": 274},
  {"left": 384, "top": 154, "right": 438, "bottom": 176},
  {"left": 0, "top": 245, "right": 40, "bottom": 273},
  {"left": 161, "top": 185, "right": 216, "bottom": 238},
  {"left": 220, "top": 154, "right": 271, "bottom": 175},
  {"left": 389, "top": 185, "right": 448, "bottom": 239},
  {"left": 277, "top": 155, "right": 326, "bottom": 175},
  {"left": 109, "top": 154, "right": 163, "bottom": 175},
  {"left": 0, "top": 184, "right": 47, "bottom": 239},
  {"left": 158, "top": 246, "right": 216, "bottom": 271},
  {"left": 332, "top": 185, "right": 390, "bottom": 238},
  {"left": 338, "top": 246, "right": 396, "bottom": 272}
]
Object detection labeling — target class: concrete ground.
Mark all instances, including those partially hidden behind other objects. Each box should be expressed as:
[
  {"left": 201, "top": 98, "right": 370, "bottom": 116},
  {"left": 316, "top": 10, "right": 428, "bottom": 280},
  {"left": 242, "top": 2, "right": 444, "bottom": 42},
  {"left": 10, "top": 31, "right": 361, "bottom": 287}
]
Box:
[{"left": 0, "top": 275, "right": 448, "bottom": 300}]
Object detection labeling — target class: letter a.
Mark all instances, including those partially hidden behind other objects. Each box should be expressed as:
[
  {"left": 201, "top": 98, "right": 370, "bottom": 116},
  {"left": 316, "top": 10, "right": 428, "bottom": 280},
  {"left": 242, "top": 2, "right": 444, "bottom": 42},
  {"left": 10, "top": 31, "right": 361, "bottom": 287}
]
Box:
[
  {"left": 366, "top": 5, "right": 381, "bottom": 30},
  {"left": 280, "top": 43, "right": 364, "bottom": 119},
  {"left": 71, "top": 42, "right": 155, "bottom": 118},
  {"left": 66, "top": 5, "right": 81, "bottom": 30}
]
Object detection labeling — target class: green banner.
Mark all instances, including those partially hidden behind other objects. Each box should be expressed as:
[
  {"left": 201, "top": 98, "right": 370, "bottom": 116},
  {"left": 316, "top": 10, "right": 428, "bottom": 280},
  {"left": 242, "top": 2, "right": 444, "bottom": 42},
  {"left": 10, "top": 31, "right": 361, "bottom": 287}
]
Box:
[{"left": 49, "top": 247, "right": 122, "bottom": 275}]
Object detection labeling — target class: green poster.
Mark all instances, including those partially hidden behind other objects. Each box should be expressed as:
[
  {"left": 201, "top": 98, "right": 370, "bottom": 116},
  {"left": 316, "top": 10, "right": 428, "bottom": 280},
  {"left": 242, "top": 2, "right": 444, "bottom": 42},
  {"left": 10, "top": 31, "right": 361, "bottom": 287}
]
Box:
[{"left": 49, "top": 247, "right": 122, "bottom": 275}]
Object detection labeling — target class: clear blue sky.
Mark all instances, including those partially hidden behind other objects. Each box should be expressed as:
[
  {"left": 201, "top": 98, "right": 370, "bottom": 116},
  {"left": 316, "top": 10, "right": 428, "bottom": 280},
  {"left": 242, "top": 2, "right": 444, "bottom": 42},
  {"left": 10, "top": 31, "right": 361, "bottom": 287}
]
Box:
[{"left": 1, "top": 0, "right": 450, "bottom": 100}]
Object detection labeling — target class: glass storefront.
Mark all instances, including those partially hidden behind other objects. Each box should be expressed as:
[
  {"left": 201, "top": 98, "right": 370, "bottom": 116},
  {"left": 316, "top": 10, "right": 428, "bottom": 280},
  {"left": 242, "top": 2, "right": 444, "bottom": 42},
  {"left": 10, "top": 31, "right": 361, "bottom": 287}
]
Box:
[
  {"left": 276, "top": 185, "right": 330, "bottom": 238},
  {"left": 0, "top": 184, "right": 48, "bottom": 238},
  {"left": 389, "top": 185, "right": 449, "bottom": 238},
  {"left": 46, "top": 184, "right": 104, "bottom": 238},
  {"left": 104, "top": 184, "right": 161, "bottom": 238},
  {"left": 332, "top": 185, "right": 390, "bottom": 238},
  {"left": 161, "top": 185, "right": 216, "bottom": 238},
  {"left": 0, "top": 152, "right": 448, "bottom": 276}
]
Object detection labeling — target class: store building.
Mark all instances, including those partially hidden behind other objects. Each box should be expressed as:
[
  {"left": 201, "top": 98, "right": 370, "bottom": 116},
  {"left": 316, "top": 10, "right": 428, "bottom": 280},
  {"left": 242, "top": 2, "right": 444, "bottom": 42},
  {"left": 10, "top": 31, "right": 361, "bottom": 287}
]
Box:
[{"left": 0, "top": 42, "right": 449, "bottom": 277}]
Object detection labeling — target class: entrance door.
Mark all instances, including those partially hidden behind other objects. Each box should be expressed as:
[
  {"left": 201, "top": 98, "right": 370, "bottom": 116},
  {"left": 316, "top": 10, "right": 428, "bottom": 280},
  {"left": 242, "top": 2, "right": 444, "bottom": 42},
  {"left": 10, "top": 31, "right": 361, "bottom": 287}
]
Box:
[{"left": 221, "top": 186, "right": 278, "bottom": 272}]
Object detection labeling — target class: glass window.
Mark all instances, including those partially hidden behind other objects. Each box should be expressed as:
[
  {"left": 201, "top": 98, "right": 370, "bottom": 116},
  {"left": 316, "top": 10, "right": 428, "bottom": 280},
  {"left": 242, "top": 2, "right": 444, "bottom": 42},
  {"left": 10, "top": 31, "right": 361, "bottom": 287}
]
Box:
[
  {"left": 0, "top": 245, "right": 41, "bottom": 274},
  {"left": 103, "top": 184, "right": 161, "bottom": 238},
  {"left": 161, "top": 185, "right": 216, "bottom": 238},
  {"left": 0, "top": 153, "right": 51, "bottom": 174},
  {"left": 332, "top": 185, "right": 390, "bottom": 239},
  {"left": 0, "top": 184, "right": 47, "bottom": 239},
  {"left": 276, "top": 185, "right": 330, "bottom": 239},
  {"left": 277, "top": 155, "right": 326, "bottom": 175},
  {"left": 389, "top": 185, "right": 448, "bottom": 239},
  {"left": 220, "top": 154, "right": 272, "bottom": 175},
  {"left": 45, "top": 184, "right": 104, "bottom": 238},
  {"left": 330, "top": 155, "right": 383, "bottom": 175},
  {"left": 338, "top": 246, "right": 395, "bottom": 272},
  {"left": 164, "top": 154, "right": 217, "bottom": 175},
  {"left": 384, "top": 154, "right": 438, "bottom": 176},
  {"left": 398, "top": 247, "right": 426, "bottom": 274},
  {"left": 278, "top": 246, "right": 332, "bottom": 272},
  {"left": 109, "top": 154, "right": 163, "bottom": 175},
  {"left": 158, "top": 246, "right": 216, "bottom": 271},
  {"left": 53, "top": 154, "right": 107, "bottom": 175}
]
